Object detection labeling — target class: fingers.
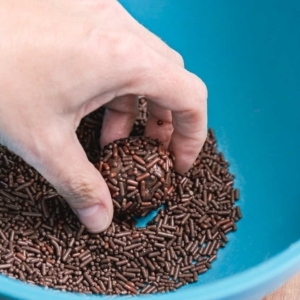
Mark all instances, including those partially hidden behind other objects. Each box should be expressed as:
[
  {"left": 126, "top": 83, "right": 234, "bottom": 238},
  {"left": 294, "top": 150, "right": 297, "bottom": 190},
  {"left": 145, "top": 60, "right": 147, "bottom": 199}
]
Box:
[
  {"left": 26, "top": 127, "right": 113, "bottom": 233},
  {"left": 119, "top": 5, "right": 206, "bottom": 173},
  {"left": 115, "top": 50, "right": 207, "bottom": 174},
  {"left": 100, "top": 95, "right": 138, "bottom": 147},
  {"left": 80, "top": 4, "right": 207, "bottom": 174},
  {"left": 147, "top": 68, "right": 207, "bottom": 173},
  {"left": 169, "top": 107, "right": 207, "bottom": 173},
  {"left": 144, "top": 101, "right": 173, "bottom": 149}
]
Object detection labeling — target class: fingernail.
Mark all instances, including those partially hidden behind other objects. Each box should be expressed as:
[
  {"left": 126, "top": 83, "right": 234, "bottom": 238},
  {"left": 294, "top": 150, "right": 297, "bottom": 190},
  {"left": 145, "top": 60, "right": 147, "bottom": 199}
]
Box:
[{"left": 75, "top": 204, "right": 109, "bottom": 233}]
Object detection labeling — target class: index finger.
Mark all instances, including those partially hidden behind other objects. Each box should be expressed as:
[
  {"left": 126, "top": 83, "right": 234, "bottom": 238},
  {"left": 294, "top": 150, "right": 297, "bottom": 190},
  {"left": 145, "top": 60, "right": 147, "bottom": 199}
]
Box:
[
  {"left": 151, "top": 70, "right": 207, "bottom": 173},
  {"left": 118, "top": 51, "right": 207, "bottom": 174}
]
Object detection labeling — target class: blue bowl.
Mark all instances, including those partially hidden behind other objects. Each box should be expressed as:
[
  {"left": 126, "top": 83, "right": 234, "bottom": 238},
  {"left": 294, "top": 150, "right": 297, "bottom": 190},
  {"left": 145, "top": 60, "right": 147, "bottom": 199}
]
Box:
[{"left": 1, "top": 1, "right": 300, "bottom": 299}]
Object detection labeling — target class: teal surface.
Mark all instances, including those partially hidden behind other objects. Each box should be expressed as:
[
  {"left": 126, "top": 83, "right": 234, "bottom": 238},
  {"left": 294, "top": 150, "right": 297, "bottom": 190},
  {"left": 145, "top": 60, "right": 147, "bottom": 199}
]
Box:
[{"left": 1, "top": 1, "right": 300, "bottom": 299}]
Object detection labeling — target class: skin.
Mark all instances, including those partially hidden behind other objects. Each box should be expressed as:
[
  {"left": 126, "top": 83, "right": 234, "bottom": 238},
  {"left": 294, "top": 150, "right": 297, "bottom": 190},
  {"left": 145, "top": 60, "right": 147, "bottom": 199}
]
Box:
[{"left": 0, "top": 0, "right": 207, "bottom": 232}]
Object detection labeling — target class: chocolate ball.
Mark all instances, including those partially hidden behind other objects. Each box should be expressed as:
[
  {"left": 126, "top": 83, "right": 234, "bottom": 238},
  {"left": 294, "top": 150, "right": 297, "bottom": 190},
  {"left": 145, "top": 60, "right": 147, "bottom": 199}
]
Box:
[{"left": 98, "top": 136, "right": 175, "bottom": 217}]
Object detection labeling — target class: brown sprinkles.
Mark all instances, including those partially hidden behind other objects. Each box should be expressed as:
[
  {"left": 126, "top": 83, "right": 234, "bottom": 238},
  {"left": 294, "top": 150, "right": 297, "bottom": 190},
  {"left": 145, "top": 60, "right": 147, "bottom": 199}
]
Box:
[
  {"left": 0, "top": 98, "right": 241, "bottom": 295},
  {"left": 98, "top": 136, "right": 174, "bottom": 217}
]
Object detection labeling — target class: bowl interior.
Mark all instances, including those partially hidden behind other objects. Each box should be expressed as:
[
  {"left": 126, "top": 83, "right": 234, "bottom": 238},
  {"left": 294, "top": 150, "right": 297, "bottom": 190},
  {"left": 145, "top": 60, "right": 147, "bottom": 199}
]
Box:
[
  {"left": 121, "top": 0, "right": 300, "bottom": 283},
  {"left": 1, "top": 0, "right": 300, "bottom": 299},
  {"left": 122, "top": 0, "right": 300, "bottom": 284}
]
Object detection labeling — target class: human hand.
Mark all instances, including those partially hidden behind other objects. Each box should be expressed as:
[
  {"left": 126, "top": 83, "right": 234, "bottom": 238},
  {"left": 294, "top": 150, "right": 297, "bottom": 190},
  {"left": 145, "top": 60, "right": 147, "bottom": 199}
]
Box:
[{"left": 0, "top": 0, "right": 207, "bottom": 232}]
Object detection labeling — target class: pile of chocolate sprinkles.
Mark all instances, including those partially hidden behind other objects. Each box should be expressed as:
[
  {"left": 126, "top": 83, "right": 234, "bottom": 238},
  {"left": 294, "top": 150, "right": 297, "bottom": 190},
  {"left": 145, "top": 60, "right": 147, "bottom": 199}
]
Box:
[{"left": 0, "top": 98, "right": 242, "bottom": 295}]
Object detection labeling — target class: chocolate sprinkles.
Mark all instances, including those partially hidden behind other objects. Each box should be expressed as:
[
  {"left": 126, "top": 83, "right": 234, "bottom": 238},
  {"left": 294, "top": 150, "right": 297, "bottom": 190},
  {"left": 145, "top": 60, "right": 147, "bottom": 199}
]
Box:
[
  {"left": 0, "top": 98, "right": 241, "bottom": 295},
  {"left": 98, "top": 136, "right": 174, "bottom": 217}
]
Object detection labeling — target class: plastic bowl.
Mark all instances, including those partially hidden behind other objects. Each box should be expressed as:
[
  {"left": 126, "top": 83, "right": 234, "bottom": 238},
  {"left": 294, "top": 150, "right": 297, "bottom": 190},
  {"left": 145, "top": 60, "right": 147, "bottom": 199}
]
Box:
[{"left": 1, "top": 1, "right": 300, "bottom": 299}]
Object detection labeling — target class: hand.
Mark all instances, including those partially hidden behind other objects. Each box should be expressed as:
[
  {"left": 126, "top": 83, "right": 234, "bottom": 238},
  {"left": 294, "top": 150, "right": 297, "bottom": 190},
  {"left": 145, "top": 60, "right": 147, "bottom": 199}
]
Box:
[{"left": 0, "top": 0, "right": 207, "bottom": 232}]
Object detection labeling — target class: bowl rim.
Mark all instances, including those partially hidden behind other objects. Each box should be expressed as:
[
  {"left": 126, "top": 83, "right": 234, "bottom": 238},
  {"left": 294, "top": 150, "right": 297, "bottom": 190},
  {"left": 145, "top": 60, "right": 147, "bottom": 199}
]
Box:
[{"left": 1, "top": 240, "right": 300, "bottom": 300}]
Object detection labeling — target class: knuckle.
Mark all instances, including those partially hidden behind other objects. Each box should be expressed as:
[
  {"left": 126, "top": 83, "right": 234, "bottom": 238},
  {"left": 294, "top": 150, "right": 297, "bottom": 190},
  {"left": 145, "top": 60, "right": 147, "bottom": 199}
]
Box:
[
  {"left": 105, "top": 32, "right": 146, "bottom": 66},
  {"left": 191, "top": 75, "right": 208, "bottom": 104},
  {"left": 182, "top": 109, "right": 203, "bottom": 128},
  {"left": 87, "top": 19, "right": 144, "bottom": 61},
  {"left": 58, "top": 173, "right": 97, "bottom": 208},
  {"left": 172, "top": 51, "right": 184, "bottom": 67},
  {"left": 104, "top": 32, "right": 153, "bottom": 83}
]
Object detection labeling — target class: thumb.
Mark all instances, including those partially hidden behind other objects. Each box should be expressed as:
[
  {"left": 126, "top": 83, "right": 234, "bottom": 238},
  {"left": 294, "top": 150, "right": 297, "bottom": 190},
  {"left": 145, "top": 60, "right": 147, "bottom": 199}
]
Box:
[{"left": 32, "top": 130, "right": 113, "bottom": 233}]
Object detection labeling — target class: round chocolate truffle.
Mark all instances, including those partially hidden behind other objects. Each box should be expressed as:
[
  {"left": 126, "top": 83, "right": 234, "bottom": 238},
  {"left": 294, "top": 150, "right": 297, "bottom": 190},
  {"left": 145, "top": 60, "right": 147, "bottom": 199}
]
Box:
[{"left": 98, "top": 136, "right": 175, "bottom": 217}]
